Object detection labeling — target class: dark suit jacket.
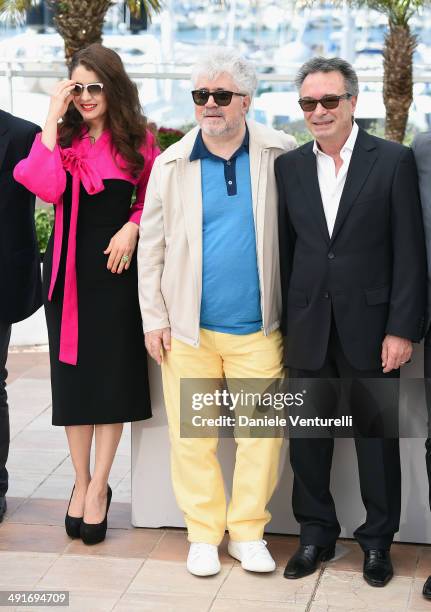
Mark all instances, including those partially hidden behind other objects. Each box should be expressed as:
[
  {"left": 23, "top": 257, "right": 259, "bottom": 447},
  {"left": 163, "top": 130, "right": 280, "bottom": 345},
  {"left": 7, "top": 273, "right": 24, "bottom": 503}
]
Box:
[
  {"left": 0, "top": 110, "right": 42, "bottom": 324},
  {"left": 275, "top": 128, "right": 427, "bottom": 371},
  {"left": 412, "top": 131, "right": 431, "bottom": 334}
]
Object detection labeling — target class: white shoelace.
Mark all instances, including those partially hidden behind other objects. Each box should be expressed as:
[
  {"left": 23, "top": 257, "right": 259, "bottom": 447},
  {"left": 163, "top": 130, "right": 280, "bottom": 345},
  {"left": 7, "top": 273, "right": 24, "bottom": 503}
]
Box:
[
  {"left": 189, "top": 543, "right": 217, "bottom": 560},
  {"left": 242, "top": 539, "right": 270, "bottom": 560}
]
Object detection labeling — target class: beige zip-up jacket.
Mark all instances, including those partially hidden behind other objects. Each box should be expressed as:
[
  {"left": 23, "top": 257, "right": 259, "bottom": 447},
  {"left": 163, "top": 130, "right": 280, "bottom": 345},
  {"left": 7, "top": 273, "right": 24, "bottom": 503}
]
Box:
[{"left": 137, "top": 119, "right": 296, "bottom": 348}]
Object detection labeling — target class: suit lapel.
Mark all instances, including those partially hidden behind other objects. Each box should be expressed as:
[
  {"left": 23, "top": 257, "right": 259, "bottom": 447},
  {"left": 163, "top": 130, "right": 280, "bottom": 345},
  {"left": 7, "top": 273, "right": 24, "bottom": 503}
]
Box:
[
  {"left": 330, "top": 129, "right": 377, "bottom": 244},
  {"left": 297, "top": 144, "right": 330, "bottom": 243}
]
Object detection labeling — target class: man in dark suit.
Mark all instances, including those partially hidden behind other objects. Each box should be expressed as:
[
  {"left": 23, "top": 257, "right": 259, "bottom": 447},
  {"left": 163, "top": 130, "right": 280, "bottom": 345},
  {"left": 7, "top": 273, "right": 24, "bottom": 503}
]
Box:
[
  {"left": 412, "top": 131, "right": 431, "bottom": 600},
  {"left": 276, "top": 57, "right": 426, "bottom": 587},
  {"left": 0, "top": 109, "right": 42, "bottom": 521}
]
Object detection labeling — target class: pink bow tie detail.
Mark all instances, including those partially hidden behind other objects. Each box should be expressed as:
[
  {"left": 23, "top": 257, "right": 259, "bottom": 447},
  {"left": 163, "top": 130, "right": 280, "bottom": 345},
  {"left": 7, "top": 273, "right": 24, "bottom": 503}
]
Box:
[
  {"left": 61, "top": 148, "right": 105, "bottom": 195},
  {"left": 48, "top": 148, "right": 105, "bottom": 365}
]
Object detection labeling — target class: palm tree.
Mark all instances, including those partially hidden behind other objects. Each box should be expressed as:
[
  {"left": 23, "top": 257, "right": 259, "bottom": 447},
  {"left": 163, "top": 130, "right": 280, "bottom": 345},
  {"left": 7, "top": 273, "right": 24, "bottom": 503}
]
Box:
[
  {"left": 0, "top": 0, "right": 162, "bottom": 64},
  {"left": 352, "top": 0, "right": 427, "bottom": 143},
  {"left": 305, "top": 0, "right": 427, "bottom": 142}
]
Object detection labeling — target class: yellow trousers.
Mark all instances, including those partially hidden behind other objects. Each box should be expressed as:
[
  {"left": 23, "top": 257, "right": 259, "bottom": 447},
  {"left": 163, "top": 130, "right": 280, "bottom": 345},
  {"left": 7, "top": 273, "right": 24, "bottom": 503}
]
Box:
[{"left": 161, "top": 328, "right": 284, "bottom": 545}]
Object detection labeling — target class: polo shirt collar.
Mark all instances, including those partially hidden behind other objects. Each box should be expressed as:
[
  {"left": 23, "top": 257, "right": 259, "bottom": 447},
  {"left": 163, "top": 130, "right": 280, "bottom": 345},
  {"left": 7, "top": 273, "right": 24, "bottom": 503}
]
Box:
[{"left": 189, "top": 126, "right": 249, "bottom": 162}]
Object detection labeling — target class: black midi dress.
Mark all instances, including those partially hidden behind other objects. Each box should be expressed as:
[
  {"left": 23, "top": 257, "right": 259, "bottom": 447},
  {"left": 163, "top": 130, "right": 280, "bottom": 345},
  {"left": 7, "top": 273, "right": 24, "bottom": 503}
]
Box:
[{"left": 13, "top": 129, "right": 159, "bottom": 425}]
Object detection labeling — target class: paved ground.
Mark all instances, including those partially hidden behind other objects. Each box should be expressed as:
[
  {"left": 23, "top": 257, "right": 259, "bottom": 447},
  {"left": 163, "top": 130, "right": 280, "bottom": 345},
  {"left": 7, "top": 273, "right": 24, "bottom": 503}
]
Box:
[{"left": 0, "top": 348, "right": 430, "bottom": 611}]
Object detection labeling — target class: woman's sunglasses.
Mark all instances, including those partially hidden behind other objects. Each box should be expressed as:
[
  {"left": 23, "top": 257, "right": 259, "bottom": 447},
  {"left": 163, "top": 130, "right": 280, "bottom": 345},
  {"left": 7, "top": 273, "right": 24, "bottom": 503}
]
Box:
[
  {"left": 71, "top": 82, "right": 104, "bottom": 97},
  {"left": 191, "top": 89, "right": 247, "bottom": 106},
  {"left": 298, "top": 93, "right": 353, "bottom": 112}
]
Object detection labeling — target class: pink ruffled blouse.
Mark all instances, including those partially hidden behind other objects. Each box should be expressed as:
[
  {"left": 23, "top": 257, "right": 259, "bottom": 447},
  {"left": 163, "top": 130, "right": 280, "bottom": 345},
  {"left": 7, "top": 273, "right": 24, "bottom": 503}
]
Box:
[{"left": 14, "top": 129, "right": 159, "bottom": 366}]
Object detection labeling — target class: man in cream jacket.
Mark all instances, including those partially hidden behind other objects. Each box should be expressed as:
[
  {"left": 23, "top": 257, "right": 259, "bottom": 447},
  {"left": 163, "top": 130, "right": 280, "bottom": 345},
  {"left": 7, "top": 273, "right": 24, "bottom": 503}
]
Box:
[{"left": 138, "top": 49, "right": 296, "bottom": 577}]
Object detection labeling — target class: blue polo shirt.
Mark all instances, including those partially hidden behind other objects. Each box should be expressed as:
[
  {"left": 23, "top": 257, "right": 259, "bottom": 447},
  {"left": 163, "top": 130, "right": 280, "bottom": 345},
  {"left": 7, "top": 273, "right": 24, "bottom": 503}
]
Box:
[{"left": 190, "top": 129, "right": 262, "bottom": 335}]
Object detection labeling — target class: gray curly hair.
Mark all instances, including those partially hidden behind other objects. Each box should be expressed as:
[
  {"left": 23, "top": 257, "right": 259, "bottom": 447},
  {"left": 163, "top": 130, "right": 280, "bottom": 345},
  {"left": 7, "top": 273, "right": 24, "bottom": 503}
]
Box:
[{"left": 191, "top": 48, "right": 258, "bottom": 98}]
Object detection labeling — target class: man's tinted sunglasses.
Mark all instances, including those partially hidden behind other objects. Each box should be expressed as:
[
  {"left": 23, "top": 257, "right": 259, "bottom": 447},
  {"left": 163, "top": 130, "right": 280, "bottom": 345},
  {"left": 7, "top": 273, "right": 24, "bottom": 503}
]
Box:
[
  {"left": 298, "top": 93, "right": 353, "bottom": 112},
  {"left": 191, "top": 89, "right": 247, "bottom": 106}
]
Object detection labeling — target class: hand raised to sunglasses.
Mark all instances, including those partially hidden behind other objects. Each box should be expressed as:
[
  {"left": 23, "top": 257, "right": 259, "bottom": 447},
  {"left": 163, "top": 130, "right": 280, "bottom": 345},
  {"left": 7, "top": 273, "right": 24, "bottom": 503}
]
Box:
[
  {"left": 42, "top": 80, "right": 76, "bottom": 151},
  {"left": 48, "top": 80, "right": 77, "bottom": 122}
]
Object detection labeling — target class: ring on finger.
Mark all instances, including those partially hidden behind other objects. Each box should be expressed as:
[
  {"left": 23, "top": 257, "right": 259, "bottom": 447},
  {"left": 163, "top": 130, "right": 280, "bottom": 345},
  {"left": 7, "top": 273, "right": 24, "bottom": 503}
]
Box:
[{"left": 121, "top": 254, "right": 130, "bottom": 264}]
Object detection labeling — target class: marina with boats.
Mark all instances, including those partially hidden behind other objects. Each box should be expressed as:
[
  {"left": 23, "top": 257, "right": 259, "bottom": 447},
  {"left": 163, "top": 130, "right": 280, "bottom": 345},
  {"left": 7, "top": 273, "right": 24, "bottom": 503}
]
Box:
[{"left": 1, "top": 0, "right": 431, "bottom": 133}]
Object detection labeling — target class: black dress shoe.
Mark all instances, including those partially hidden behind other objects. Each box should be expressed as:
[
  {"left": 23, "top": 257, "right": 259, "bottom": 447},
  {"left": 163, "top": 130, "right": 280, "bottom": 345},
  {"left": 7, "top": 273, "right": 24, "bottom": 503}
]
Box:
[
  {"left": 80, "top": 485, "right": 112, "bottom": 545},
  {"left": 363, "top": 549, "right": 393, "bottom": 587},
  {"left": 0, "top": 496, "right": 7, "bottom": 523},
  {"left": 65, "top": 486, "right": 83, "bottom": 539},
  {"left": 284, "top": 544, "right": 336, "bottom": 579},
  {"left": 423, "top": 576, "right": 431, "bottom": 599}
]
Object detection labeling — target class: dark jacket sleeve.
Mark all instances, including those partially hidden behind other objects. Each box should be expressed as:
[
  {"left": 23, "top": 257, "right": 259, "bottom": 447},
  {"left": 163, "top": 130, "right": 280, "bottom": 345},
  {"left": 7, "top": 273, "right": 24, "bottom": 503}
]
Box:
[
  {"left": 0, "top": 115, "right": 43, "bottom": 323},
  {"left": 275, "top": 155, "right": 297, "bottom": 336},
  {"left": 26, "top": 124, "right": 42, "bottom": 154},
  {"left": 385, "top": 146, "right": 427, "bottom": 341},
  {"left": 412, "top": 132, "right": 431, "bottom": 334}
]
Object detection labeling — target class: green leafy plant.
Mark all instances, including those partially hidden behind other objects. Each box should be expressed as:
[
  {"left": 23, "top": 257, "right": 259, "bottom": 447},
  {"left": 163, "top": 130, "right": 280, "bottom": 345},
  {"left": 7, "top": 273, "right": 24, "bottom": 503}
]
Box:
[
  {"left": 34, "top": 207, "right": 54, "bottom": 257},
  {"left": 157, "top": 127, "right": 185, "bottom": 151}
]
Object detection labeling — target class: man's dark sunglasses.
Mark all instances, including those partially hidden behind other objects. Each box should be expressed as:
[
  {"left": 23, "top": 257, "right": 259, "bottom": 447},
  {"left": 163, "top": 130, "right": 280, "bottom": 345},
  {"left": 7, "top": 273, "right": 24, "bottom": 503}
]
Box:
[
  {"left": 191, "top": 89, "right": 247, "bottom": 106},
  {"left": 298, "top": 93, "right": 353, "bottom": 112}
]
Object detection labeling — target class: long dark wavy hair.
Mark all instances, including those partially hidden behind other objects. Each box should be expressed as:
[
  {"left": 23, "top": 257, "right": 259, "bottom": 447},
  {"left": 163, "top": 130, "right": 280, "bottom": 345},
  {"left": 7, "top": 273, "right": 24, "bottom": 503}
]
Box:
[{"left": 58, "top": 44, "right": 147, "bottom": 178}]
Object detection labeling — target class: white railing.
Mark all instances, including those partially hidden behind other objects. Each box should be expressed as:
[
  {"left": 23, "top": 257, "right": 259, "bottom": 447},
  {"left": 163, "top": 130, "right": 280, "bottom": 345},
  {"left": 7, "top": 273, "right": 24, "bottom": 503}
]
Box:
[{"left": 2, "top": 60, "right": 431, "bottom": 131}]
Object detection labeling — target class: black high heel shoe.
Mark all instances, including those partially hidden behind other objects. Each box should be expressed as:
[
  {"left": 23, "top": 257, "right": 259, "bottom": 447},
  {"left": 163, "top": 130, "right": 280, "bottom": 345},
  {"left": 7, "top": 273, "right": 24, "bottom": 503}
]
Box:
[
  {"left": 65, "top": 486, "right": 83, "bottom": 539},
  {"left": 80, "top": 484, "right": 112, "bottom": 545}
]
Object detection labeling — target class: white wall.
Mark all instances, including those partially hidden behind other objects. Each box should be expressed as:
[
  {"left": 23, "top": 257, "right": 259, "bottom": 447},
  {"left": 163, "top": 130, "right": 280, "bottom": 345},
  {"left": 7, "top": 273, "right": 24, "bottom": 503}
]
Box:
[{"left": 10, "top": 305, "right": 47, "bottom": 346}]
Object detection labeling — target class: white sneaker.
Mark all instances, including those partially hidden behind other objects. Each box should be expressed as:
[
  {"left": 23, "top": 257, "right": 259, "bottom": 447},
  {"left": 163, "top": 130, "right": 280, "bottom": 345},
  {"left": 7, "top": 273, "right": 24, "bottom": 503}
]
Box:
[
  {"left": 228, "top": 539, "right": 276, "bottom": 572},
  {"left": 187, "top": 543, "right": 221, "bottom": 576}
]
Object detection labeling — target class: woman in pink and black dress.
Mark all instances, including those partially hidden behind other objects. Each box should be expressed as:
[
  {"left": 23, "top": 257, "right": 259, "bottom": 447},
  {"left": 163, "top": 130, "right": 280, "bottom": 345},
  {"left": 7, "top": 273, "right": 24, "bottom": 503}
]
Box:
[{"left": 14, "top": 44, "right": 159, "bottom": 544}]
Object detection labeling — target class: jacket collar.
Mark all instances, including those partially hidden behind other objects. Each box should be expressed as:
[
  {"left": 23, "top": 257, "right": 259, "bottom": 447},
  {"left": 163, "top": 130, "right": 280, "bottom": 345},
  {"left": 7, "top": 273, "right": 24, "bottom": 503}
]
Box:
[
  {"left": 162, "top": 118, "right": 288, "bottom": 163},
  {"left": 301, "top": 126, "right": 377, "bottom": 157},
  {"left": 313, "top": 121, "right": 359, "bottom": 157},
  {"left": 297, "top": 128, "right": 378, "bottom": 244},
  {"left": 330, "top": 127, "right": 377, "bottom": 243}
]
